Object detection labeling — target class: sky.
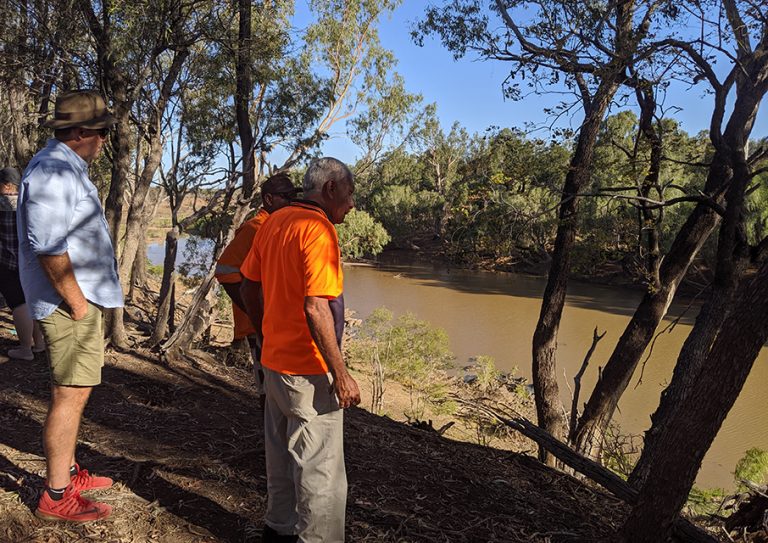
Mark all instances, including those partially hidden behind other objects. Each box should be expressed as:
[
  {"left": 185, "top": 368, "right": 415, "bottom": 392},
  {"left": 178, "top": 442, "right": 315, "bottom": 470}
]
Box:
[{"left": 311, "top": 2, "right": 767, "bottom": 164}]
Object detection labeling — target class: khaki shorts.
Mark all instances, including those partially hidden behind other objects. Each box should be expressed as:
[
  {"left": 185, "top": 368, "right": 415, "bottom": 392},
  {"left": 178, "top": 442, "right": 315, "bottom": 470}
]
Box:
[{"left": 38, "top": 302, "right": 104, "bottom": 386}]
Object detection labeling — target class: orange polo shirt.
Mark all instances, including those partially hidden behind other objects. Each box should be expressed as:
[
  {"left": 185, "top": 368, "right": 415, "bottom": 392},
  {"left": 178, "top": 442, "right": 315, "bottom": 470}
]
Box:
[
  {"left": 240, "top": 202, "right": 343, "bottom": 375},
  {"left": 215, "top": 209, "right": 270, "bottom": 339}
]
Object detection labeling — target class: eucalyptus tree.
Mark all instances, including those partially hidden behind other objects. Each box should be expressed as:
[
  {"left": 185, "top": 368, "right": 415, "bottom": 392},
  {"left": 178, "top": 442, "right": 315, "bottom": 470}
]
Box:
[
  {"left": 347, "top": 72, "right": 424, "bottom": 195},
  {"left": 573, "top": 0, "right": 768, "bottom": 461},
  {"left": 413, "top": 107, "right": 469, "bottom": 238},
  {"left": 417, "top": 0, "right": 672, "bottom": 458},
  {"left": 0, "top": 0, "right": 85, "bottom": 167},
  {"left": 160, "top": 0, "right": 409, "bottom": 355},
  {"left": 73, "top": 0, "right": 213, "bottom": 347}
]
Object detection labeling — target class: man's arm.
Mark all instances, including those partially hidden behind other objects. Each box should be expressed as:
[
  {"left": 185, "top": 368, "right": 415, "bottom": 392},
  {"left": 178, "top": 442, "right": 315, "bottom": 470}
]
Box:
[
  {"left": 38, "top": 253, "right": 88, "bottom": 320},
  {"left": 240, "top": 278, "right": 264, "bottom": 346},
  {"left": 222, "top": 281, "right": 247, "bottom": 313},
  {"left": 305, "top": 296, "right": 360, "bottom": 409}
]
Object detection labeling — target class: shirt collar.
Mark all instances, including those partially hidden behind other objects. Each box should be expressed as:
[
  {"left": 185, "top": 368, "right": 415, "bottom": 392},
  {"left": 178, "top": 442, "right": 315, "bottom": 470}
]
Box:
[
  {"left": 291, "top": 199, "right": 330, "bottom": 220},
  {"left": 48, "top": 138, "right": 88, "bottom": 173}
]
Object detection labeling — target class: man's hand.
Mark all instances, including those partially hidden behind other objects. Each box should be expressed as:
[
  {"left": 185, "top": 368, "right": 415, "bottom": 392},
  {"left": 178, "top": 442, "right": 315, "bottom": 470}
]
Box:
[
  {"left": 305, "top": 296, "right": 360, "bottom": 409},
  {"left": 38, "top": 253, "right": 88, "bottom": 320},
  {"left": 333, "top": 370, "right": 361, "bottom": 409},
  {"left": 69, "top": 299, "right": 89, "bottom": 321}
]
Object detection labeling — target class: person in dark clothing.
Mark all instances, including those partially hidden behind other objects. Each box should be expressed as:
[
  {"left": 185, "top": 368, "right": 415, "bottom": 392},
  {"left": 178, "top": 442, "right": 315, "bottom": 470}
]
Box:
[{"left": 0, "top": 166, "right": 44, "bottom": 360}]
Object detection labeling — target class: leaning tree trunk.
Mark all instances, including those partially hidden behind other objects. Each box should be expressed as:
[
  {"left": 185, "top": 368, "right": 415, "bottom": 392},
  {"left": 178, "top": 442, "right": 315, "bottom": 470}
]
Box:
[
  {"left": 629, "top": 150, "right": 752, "bottom": 488},
  {"left": 573, "top": 75, "right": 768, "bottom": 459},
  {"left": 620, "top": 258, "right": 768, "bottom": 543},
  {"left": 111, "top": 49, "right": 188, "bottom": 345},
  {"left": 159, "top": 0, "right": 256, "bottom": 356},
  {"left": 161, "top": 272, "right": 220, "bottom": 358},
  {"left": 160, "top": 203, "right": 252, "bottom": 355},
  {"left": 118, "top": 49, "right": 188, "bottom": 296},
  {"left": 532, "top": 86, "right": 616, "bottom": 463},
  {"left": 573, "top": 170, "right": 724, "bottom": 459}
]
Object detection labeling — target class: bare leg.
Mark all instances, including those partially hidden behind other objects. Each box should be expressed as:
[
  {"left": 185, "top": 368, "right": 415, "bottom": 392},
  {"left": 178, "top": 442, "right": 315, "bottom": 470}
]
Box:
[
  {"left": 43, "top": 385, "right": 92, "bottom": 489},
  {"left": 33, "top": 321, "right": 45, "bottom": 351},
  {"left": 11, "top": 304, "right": 34, "bottom": 348}
]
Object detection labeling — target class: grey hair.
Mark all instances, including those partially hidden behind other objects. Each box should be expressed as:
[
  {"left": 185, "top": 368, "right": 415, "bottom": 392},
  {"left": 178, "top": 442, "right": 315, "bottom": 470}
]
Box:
[{"left": 302, "top": 157, "right": 352, "bottom": 195}]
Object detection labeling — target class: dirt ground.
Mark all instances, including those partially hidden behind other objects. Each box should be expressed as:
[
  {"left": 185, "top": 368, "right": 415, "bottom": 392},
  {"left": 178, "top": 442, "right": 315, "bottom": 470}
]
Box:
[{"left": 0, "top": 306, "right": 735, "bottom": 543}]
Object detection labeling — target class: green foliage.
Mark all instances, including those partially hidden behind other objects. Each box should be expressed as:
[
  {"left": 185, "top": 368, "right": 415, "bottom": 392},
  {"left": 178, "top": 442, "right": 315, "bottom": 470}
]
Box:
[
  {"left": 368, "top": 184, "right": 440, "bottom": 245},
  {"left": 734, "top": 448, "right": 768, "bottom": 487},
  {"left": 348, "top": 307, "right": 455, "bottom": 419},
  {"left": 600, "top": 426, "right": 641, "bottom": 481},
  {"left": 147, "top": 260, "right": 164, "bottom": 277},
  {"left": 471, "top": 355, "right": 500, "bottom": 394},
  {"left": 178, "top": 236, "right": 215, "bottom": 277},
  {"left": 335, "top": 209, "right": 390, "bottom": 259},
  {"left": 685, "top": 486, "right": 727, "bottom": 517}
]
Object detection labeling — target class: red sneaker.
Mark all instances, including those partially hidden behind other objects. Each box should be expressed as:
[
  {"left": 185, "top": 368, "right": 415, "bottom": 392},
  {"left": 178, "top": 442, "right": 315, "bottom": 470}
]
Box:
[
  {"left": 35, "top": 485, "right": 111, "bottom": 522},
  {"left": 70, "top": 464, "right": 113, "bottom": 491}
]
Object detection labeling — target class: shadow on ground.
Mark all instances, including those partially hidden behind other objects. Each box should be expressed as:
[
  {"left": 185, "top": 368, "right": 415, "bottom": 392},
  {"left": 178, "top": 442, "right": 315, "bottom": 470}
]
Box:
[{"left": 0, "top": 320, "right": 628, "bottom": 542}]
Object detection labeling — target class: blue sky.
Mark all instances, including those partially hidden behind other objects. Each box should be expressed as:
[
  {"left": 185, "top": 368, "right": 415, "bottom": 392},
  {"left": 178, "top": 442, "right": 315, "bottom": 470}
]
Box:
[{"left": 313, "top": 2, "right": 767, "bottom": 164}]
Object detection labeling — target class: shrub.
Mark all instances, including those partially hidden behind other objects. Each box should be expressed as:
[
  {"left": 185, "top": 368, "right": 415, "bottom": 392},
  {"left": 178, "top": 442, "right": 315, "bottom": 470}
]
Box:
[
  {"left": 347, "top": 307, "right": 455, "bottom": 418},
  {"left": 336, "top": 209, "right": 391, "bottom": 259},
  {"left": 734, "top": 447, "right": 768, "bottom": 488}
]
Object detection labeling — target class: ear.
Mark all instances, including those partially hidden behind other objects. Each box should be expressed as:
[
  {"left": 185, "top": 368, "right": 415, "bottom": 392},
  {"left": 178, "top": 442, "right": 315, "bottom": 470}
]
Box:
[
  {"left": 263, "top": 193, "right": 274, "bottom": 207},
  {"left": 321, "top": 180, "right": 335, "bottom": 199}
]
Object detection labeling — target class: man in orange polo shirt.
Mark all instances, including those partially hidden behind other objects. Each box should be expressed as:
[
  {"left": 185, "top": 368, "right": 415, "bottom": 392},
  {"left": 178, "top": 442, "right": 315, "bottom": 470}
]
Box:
[
  {"left": 240, "top": 157, "right": 360, "bottom": 543},
  {"left": 215, "top": 173, "right": 300, "bottom": 397}
]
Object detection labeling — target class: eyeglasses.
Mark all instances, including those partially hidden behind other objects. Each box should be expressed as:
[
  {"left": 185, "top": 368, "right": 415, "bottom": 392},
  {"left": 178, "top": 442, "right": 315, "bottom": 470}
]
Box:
[{"left": 82, "top": 127, "right": 110, "bottom": 138}]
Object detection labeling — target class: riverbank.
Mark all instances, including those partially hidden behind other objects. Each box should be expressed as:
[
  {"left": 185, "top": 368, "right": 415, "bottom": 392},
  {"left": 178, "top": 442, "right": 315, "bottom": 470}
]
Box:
[
  {"left": 376, "top": 236, "right": 713, "bottom": 297},
  {"left": 0, "top": 313, "right": 637, "bottom": 542}
]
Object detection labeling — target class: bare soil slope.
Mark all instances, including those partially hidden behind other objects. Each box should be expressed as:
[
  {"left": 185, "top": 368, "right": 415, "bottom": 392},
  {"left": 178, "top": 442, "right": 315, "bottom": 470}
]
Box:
[{"left": 0, "top": 312, "right": 629, "bottom": 543}]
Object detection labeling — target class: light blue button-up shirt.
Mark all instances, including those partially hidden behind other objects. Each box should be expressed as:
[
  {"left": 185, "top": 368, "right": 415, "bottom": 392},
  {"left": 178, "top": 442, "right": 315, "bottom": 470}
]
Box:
[{"left": 17, "top": 139, "right": 124, "bottom": 320}]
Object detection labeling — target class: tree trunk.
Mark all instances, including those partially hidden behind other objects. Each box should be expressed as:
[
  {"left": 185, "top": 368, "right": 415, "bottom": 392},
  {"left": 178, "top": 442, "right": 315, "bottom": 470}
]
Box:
[
  {"left": 103, "top": 87, "right": 132, "bottom": 249},
  {"left": 635, "top": 86, "right": 662, "bottom": 287},
  {"left": 620, "top": 258, "right": 768, "bottom": 542},
  {"left": 130, "top": 235, "right": 148, "bottom": 297},
  {"left": 8, "top": 84, "right": 34, "bottom": 168},
  {"left": 161, "top": 272, "right": 220, "bottom": 355},
  {"left": 149, "top": 227, "right": 179, "bottom": 346},
  {"left": 101, "top": 83, "right": 134, "bottom": 348},
  {"left": 629, "top": 150, "right": 752, "bottom": 488},
  {"left": 158, "top": 0, "right": 256, "bottom": 354},
  {"left": 129, "top": 188, "right": 163, "bottom": 298},
  {"left": 574, "top": 76, "right": 768, "bottom": 458},
  {"left": 532, "top": 87, "right": 615, "bottom": 463},
  {"left": 160, "top": 203, "right": 251, "bottom": 354},
  {"left": 118, "top": 49, "right": 188, "bottom": 300},
  {"left": 235, "top": 0, "right": 256, "bottom": 200}
]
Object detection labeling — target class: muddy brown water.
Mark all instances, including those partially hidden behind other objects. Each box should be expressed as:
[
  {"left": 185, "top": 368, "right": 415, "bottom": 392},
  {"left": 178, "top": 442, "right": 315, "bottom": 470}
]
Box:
[{"left": 342, "top": 260, "right": 768, "bottom": 491}]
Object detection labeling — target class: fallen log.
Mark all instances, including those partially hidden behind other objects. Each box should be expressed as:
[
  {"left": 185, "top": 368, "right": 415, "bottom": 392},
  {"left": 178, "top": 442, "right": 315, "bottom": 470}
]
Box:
[
  {"left": 723, "top": 481, "right": 768, "bottom": 536},
  {"left": 458, "top": 399, "right": 719, "bottom": 543}
]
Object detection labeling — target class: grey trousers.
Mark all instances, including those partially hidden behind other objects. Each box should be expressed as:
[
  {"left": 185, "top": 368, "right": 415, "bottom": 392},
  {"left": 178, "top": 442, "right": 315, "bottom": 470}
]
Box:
[
  {"left": 250, "top": 346, "right": 264, "bottom": 396},
  {"left": 263, "top": 367, "right": 346, "bottom": 543}
]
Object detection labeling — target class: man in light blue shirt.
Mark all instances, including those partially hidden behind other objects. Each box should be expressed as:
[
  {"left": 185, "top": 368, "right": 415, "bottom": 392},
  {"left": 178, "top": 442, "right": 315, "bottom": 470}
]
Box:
[{"left": 17, "top": 90, "right": 122, "bottom": 523}]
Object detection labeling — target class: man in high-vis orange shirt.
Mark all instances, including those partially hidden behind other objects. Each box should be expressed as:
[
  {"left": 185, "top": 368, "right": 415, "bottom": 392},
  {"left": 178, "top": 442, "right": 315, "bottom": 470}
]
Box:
[
  {"left": 240, "top": 157, "right": 360, "bottom": 543},
  {"left": 215, "top": 173, "right": 300, "bottom": 397}
]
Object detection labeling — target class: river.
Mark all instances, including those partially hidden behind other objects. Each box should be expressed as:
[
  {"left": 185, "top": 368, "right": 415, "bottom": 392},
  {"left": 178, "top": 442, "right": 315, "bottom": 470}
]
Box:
[
  {"left": 149, "top": 240, "right": 768, "bottom": 490},
  {"left": 342, "top": 259, "right": 768, "bottom": 491}
]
